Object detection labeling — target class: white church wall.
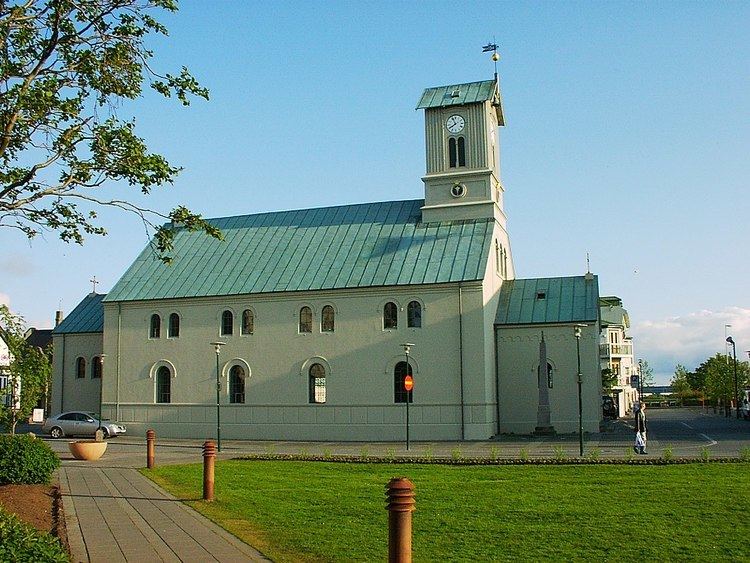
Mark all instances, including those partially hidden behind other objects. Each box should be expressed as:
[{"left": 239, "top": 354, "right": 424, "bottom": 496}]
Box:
[
  {"left": 496, "top": 323, "right": 601, "bottom": 435},
  {"left": 102, "top": 281, "right": 499, "bottom": 441},
  {"left": 51, "top": 332, "right": 103, "bottom": 414}
]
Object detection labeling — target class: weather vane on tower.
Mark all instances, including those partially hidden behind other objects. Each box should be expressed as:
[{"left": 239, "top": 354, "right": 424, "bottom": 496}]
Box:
[{"left": 482, "top": 41, "right": 500, "bottom": 82}]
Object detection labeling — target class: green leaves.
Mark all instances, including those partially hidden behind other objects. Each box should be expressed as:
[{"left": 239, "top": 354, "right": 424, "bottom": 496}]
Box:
[
  {"left": 0, "top": 306, "right": 52, "bottom": 434},
  {"left": 1, "top": 0, "right": 221, "bottom": 262}
]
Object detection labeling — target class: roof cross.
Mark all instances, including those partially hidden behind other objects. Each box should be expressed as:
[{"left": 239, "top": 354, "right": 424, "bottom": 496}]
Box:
[{"left": 90, "top": 276, "right": 99, "bottom": 293}]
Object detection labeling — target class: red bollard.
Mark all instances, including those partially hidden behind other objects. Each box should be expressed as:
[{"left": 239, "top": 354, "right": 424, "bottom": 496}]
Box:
[
  {"left": 203, "top": 441, "right": 216, "bottom": 501},
  {"left": 386, "top": 477, "right": 415, "bottom": 563},
  {"left": 146, "top": 429, "right": 155, "bottom": 469}
]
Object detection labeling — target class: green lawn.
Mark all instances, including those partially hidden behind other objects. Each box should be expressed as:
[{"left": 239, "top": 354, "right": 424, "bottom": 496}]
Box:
[{"left": 146, "top": 461, "right": 750, "bottom": 562}]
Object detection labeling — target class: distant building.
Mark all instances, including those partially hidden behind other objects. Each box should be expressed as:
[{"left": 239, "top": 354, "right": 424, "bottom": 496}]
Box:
[
  {"left": 51, "top": 75, "right": 612, "bottom": 440},
  {"left": 599, "top": 296, "right": 639, "bottom": 415}
]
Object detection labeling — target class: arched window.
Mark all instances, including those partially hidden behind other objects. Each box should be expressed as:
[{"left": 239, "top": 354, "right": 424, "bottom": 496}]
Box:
[
  {"left": 407, "top": 301, "right": 422, "bottom": 328},
  {"left": 156, "top": 366, "right": 171, "bottom": 403},
  {"left": 229, "top": 365, "right": 245, "bottom": 404},
  {"left": 242, "top": 309, "right": 254, "bottom": 335},
  {"left": 457, "top": 136, "right": 466, "bottom": 166},
  {"left": 321, "top": 305, "right": 335, "bottom": 332},
  {"left": 383, "top": 302, "right": 398, "bottom": 329},
  {"left": 150, "top": 314, "right": 161, "bottom": 338},
  {"left": 76, "top": 357, "right": 86, "bottom": 378},
  {"left": 299, "top": 306, "right": 312, "bottom": 333},
  {"left": 168, "top": 313, "right": 180, "bottom": 338},
  {"left": 538, "top": 362, "right": 553, "bottom": 389},
  {"left": 221, "top": 310, "right": 233, "bottom": 336},
  {"left": 495, "top": 241, "right": 501, "bottom": 274},
  {"left": 394, "top": 361, "right": 413, "bottom": 403},
  {"left": 449, "top": 137, "right": 457, "bottom": 168},
  {"left": 309, "top": 363, "right": 326, "bottom": 403},
  {"left": 91, "top": 356, "right": 102, "bottom": 379}
]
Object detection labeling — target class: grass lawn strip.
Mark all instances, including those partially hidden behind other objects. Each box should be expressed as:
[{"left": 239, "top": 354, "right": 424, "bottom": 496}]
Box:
[{"left": 146, "top": 461, "right": 750, "bottom": 562}]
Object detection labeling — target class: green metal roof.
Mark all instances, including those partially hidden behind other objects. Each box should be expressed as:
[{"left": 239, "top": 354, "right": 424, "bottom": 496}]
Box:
[
  {"left": 416, "top": 80, "right": 504, "bottom": 125},
  {"left": 495, "top": 276, "right": 600, "bottom": 326},
  {"left": 105, "top": 200, "right": 494, "bottom": 303},
  {"left": 52, "top": 293, "right": 105, "bottom": 334}
]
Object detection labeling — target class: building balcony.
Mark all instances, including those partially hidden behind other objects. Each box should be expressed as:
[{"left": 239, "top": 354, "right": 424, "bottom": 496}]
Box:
[{"left": 600, "top": 343, "right": 633, "bottom": 357}]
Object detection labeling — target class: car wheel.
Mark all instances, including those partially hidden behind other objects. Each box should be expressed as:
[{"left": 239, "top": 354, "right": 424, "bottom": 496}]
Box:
[
  {"left": 50, "top": 426, "right": 63, "bottom": 439},
  {"left": 101, "top": 428, "right": 110, "bottom": 439}
]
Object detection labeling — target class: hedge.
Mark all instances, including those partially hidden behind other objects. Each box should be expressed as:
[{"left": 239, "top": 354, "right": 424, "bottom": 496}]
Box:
[
  {"left": 0, "top": 434, "right": 60, "bottom": 485},
  {"left": 0, "top": 506, "right": 68, "bottom": 562}
]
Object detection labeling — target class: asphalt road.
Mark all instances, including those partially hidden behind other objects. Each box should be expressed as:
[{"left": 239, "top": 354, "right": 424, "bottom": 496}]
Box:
[{"left": 17, "top": 406, "right": 750, "bottom": 464}]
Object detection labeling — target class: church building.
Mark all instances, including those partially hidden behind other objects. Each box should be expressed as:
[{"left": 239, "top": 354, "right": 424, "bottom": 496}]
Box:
[{"left": 51, "top": 75, "right": 604, "bottom": 441}]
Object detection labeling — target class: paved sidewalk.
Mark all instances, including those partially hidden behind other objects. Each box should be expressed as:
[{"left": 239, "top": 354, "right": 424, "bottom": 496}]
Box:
[{"left": 59, "top": 465, "right": 269, "bottom": 562}]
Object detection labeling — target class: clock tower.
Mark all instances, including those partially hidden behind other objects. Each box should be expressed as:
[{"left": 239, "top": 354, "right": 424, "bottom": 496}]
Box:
[{"left": 416, "top": 79, "right": 506, "bottom": 225}]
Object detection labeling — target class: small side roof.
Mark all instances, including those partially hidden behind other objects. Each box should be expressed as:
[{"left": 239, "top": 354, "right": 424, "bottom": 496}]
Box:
[
  {"left": 52, "top": 293, "right": 105, "bottom": 334},
  {"left": 495, "top": 275, "right": 599, "bottom": 326},
  {"left": 416, "top": 79, "right": 504, "bottom": 125}
]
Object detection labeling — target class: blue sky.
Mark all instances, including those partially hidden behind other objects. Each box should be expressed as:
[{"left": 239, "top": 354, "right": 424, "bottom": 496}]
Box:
[{"left": 2, "top": 1, "right": 749, "bottom": 384}]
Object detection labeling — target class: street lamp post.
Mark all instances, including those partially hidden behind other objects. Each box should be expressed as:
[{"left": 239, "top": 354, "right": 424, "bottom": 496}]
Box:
[
  {"left": 97, "top": 354, "right": 107, "bottom": 436},
  {"left": 637, "top": 358, "right": 644, "bottom": 402},
  {"left": 726, "top": 337, "right": 739, "bottom": 419},
  {"left": 211, "top": 342, "right": 226, "bottom": 451},
  {"left": 401, "top": 343, "right": 415, "bottom": 451},
  {"left": 574, "top": 325, "right": 585, "bottom": 457}
]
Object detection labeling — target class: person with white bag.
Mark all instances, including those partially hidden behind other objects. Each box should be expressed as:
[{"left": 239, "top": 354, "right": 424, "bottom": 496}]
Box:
[{"left": 634, "top": 402, "right": 648, "bottom": 454}]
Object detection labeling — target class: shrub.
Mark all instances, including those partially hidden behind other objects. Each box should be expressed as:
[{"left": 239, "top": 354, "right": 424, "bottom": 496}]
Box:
[
  {"left": 662, "top": 445, "right": 674, "bottom": 461},
  {"left": 587, "top": 447, "right": 601, "bottom": 461},
  {"left": 451, "top": 447, "right": 463, "bottom": 461},
  {"left": 740, "top": 447, "right": 750, "bottom": 462},
  {"left": 0, "top": 506, "right": 68, "bottom": 562},
  {"left": 553, "top": 446, "right": 567, "bottom": 460},
  {"left": 518, "top": 447, "right": 529, "bottom": 462},
  {"left": 700, "top": 447, "right": 710, "bottom": 462},
  {"left": 0, "top": 434, "right": 60, "bottom": 485}
]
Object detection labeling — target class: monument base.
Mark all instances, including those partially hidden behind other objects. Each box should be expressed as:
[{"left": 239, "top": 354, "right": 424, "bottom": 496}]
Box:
[{"left": 533, "top": 426, "right": 556, "bottom": 436}]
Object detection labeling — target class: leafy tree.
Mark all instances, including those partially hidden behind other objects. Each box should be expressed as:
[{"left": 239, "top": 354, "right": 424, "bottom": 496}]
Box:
[
  {"left": 0, "top": 305, "right": 51, "bottom": 434},
  {"left": 1, "top": 0, "right": 222, "bottom": 262},
  {"left": 686, "top": 367, "right": 706, "bottom": 395},
  {"left": 670, "top": 364, "right": 694, "bottom": 404},
  {"left": 638, "top": 359, "right": 655, "bottom": 388},
  {"left": 601, "top": 367, "right": 617, "bottom": 393},
  {"left": 695, "top": 353, "right": 750, "bottom": 414}
]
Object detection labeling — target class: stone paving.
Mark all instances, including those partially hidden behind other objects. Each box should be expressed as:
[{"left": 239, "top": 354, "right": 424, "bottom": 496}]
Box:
[{"left": 58, "top": 463, "right": 268, "bottom": 562}]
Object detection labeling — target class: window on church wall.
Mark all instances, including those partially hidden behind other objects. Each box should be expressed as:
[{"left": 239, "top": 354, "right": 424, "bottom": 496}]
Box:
[
  {"left": 156, "top": 366, "right": 171, "bottom": 403},
  {"left": 229, "top": 365, "right": 245, "bottom": 404},
  {"left": 309, "top": 363, "right": 326, "bottom": 404},
  {"left": 91, "top": 356, "right": 102, "bottom": 379},
  {"left": 76, "top": 357, "right": 86, "bottom": 378},
  {"left": 383, "top": 302, "right": 398, "bottom": 329},
  {"left": 457, "top": 136, "right": 466, "bottom": 166},
  {"left": 448, "top": 137, "right": 457, "bottom": 168},
  {"left": 299, "top": 306, "right": 312, "bottom": 333},
  {"left": 321, "top": 305, "right": 335, "bottom": 332},
  {"left": 221, "top": 310, "right": 233, "bottom": 336},
  {"left": 495, "top": 241, "right": 500, "bottom": 274},
  {"left": 149, "top": 314, "right": 161, "bottom": 338},
  {"left": 168, "top": 313, "right": 180, "bottom": 338},
  {"left": 407, "top": 301, "right": 422, "bottom": 328},
  {"left": 394, "top": 361, "right": 413, "bottom": 403},
  {"left": 242, "top": 309, "right": 254, "bottom": 335},
  {"left": 537, "top": 362, "right": 553, "bottom": 389}
]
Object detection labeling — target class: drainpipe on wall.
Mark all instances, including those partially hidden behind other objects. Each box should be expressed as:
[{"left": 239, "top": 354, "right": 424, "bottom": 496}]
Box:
[
  {"left": 60, "top": 334, "right": 66, "bottom": 413},
  {"left": 458, "top": 284, "right": 465, "bottom": 440},
  {"left": 116, "top": 303, "right": 121, "bottom": 422},
  {"left": 494, "top": 326, "right": 500, "bottom": 436}
]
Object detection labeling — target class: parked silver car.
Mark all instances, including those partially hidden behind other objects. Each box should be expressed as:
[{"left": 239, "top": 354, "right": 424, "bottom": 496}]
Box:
[{"left": 42, "top": 411, "right": 127, "bottom": 439}]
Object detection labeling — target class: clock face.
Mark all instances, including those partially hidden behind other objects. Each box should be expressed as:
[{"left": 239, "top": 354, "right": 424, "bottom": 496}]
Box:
[{"left": 446, "top": 115, "right": 465, "bottom": 134}]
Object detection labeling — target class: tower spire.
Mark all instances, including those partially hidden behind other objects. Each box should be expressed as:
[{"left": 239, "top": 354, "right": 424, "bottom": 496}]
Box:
[{"left": 482, "top": 41, "right": 500, "bottom": 82}]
